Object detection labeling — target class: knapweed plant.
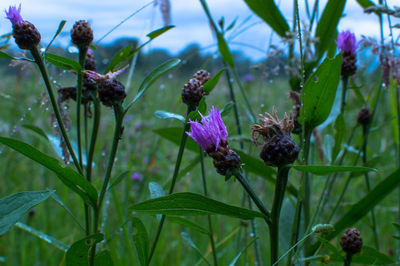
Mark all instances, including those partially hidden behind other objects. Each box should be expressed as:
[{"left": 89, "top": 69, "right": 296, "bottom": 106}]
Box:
[{"left": 1, "top": 0, "right": 400, "bottom": 266}]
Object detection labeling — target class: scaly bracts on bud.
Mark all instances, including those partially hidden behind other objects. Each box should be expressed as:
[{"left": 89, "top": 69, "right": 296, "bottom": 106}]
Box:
[
  {"left": 357, "top": 107, "right": 372, "bottom": 126},
  {"left": 85, "top": 48, "right": 96, "bottom": 71},
  {"left": 58, "top": 73, "right": 97, "bottom": 104},
  {"left": 186, "top": 106, "right": 241, "bottom": 176},
  {"left": 71, "top": 20, "right": 93, "bottom": 47},
  {"left": 340, "top": 228, "right": 362, "bottom": 255},
  {"left": 182, "top": 70, "right": 211, "bottom": 107},
  {"left": 251, "top": 111, "right": 299, "bottom": 167},
  {"left": 336, "top": 31, "right": 359, "bottom": 77},
  {"left": 193, "top": 69, "right": 211, "bottom": 85},
  {"left": 5, "top": 5, "right": 41, "bottom": 50}
]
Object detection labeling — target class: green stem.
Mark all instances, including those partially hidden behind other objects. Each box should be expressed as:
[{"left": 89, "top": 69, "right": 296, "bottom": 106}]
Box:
[
  {"left": 340, "top": 76, "right": 349, "bottom": 113},
  {"left": 29, "top": 46, "right": 82, "bottom": 173},
  {"left": 199, "top": 148, "right": 218, "bottom": 266},
  {"left": 148, "top": 106, "right": 193, "bottom": 264},
  {"left": 77, "top": 46, "right": 88, "bottom": 169},
  {"left": 90, "top": 103, "right": 124, "bottom": 266},
  {"left": 86, "top": 96, "right": 101, "bottom": 183},
  {"left": 270, "top": 166, "right": 290, "bottom": 265},
  {"left": 344, "top": 253, "right": 352, "bottom": 266}
]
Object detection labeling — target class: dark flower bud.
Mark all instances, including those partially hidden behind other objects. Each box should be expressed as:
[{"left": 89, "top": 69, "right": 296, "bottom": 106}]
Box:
[
  {"left": 58, "top": 73, "right": 97, "bottom": 104},
  {"left": 206, "top": 140, "right": 242, "bottom": 176},
  {"left": 98, "top": 79, "right": 126, "bottom": 107},
  {"left": 251, "top": 111, "right": 299, "bottom": 167},
  {"left": 340, "top": 228, "right": 362, "bottom": 255},
  {"left": 357, "top": 107, "right": 372, "bottom": 126},
  {"left": 193, "top": 69, "right": 211, "bottom": 85},
  {"left": 341, "top": 51, "right": 357, "bottom": 77},
  {"left": 71, "top": 20, "right": 93, "bottom": 47},
  {"left": 85, "top": 49, "right": 96, "bottom": 71},
  {"left": 182, "top": 78, "right": 204, "bottom": 107},
  {"left": 336, "top": 31, "right": 358, "bottom": 77}
]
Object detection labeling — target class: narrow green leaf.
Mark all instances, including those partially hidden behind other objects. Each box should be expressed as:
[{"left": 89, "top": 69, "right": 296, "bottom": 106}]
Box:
[
  {"left": 45, "top": 20, "right": 67, "bottom": 54},
  {"left": 319, "top": 168, "right": 400, "bottom": 243},
  {"left": 132, "top": 192, "right": 264, "bottom": 219},
  {"left": 220, "top": 102, "right": 234, "bottom": 117},
  {"left": 204, "top": 69, "right": 225, "bottom": 94},
  {"left": 290, "top": 165, "right": 376, "bottom": 175},
  {"left": 108, "top": 171, "right": 131, "bottom": 191},
  {"left": 0, "top": 137, "right": 98, "bottom": 207},
  {"left": 393, "top": 223, "right": 400, "bottom": 231},
  {"left": 234, "top": 150, "right": 298, "bottom": 197},
  {"left": 0, "top": 190, "right": 54, "bottom": 235},
  {"left": 153, "top": 127, "right": 199, "bottom": 152},
  {"left": 216, "top": 33, "right": 234, "bottom": 67},
  {"left": 356, "top": 0, "right": 375, "bottom": 8},
  {"left": 229, "top": 237, "right": 257, "bottom": 266},
  {"left": 0, "top": 51, "right": 15, "bottom": 60},
  {"left": 23, "top": 124, "right": 48, "bottom": 139},
  {"left": 181, "top": 232, "right": 210, "bottom": 265},
  {"left": 315, "top": 0, "right": 346, "bottom": 60},
  {"left": 94, "top": 250, "right": 114, "bottom": 266},
  {"left": 154, "top": 110, "right": 185, "bottom": 123},
  {"left": 132, "top": 217, "right": 149, "bottom": 266},
  {"left": 243, "top": 0, "right": 289, "bottom": 37},
  {"left": 299, "top": 54, "right": 342, "bottom": 129},
  {"left": 66, "top": 233, "right": 103, "bottom": 266},
  {"left": 106, "top": 45, "right": 134, "bottom": 73},
  {"left": 127, "top": 58, "right": 181, "bottom": 108},
  {"left": 45, "top": 53, "right": 82, "bottom": 72},
  {"left": 50, "top": 192, "right": 85, "bottom": 231},
  {"left": 167, "top": 216, "right": 209, "bottom": 235},
  {"left": 332, "top": 114, "right": 345, "bottom": 162},
  {"left": 147, "top": 25, "right": 175, "bottom": 40},
  {"left": 15, "top": 222, "right": 69, "bottom": 251}
]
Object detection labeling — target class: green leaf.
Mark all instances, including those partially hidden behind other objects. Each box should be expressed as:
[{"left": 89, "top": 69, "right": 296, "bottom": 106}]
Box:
[
  {"left": 204, "top": 69, "right": 225, "bottom": 94},
  {"left": 132, "top": 192, "right": 264, "bottom": 219},
  {"left": 332, "top": 114, "right": 345, "bottom": 162},
  {"left": 44, "top": 53, "right": 82, "bottom": 72},
  {"left": 299, "top": 54, "right": 341, "bottom": 130},
  {"left": 154, "top": 110, "right": 185, "bottom": 123},
  {"left": 315, "top": 0, "right": 346, "bottom": 60},
  {"left": 15, "top": 222, "right": 69, "bottom": 251},
  {"left": 0, "top": 137, "right": 98, "bottom": 207},
  {"left": 106, "top": 45, "right": 134, "bottom": 73},
  {"left": 216, "top": 33, "right": 234, "bottom": 67},
  {"left": 126, "top": 58, "right": 181, "bottom": 109},
  {"left": 66, "top": 233, "right": 103, "bottom": 266},
  {"left": 167, "top": 216, "right": 209, "bottom": 235},
  {"left": 290, "top": 165, "right": 376, "bottom": 175},
  {"left": 329, "top": 246, "right": 394, "bottom": 264},
  {"left": 316, "top": 168, "right": 400, "bottom": 245},
  {"left": 243, "top": 0, "right": 289, "bottom": 37},
  {"left": 147, "top": 25, "right": 175, "bottom": 40},
  {"left": 181, "top": 232, "right": 210, "bottom": 265},
  {"left": 149, "top": 182, "right": 165, "bottom": 199},
  {"left": 356, "top": 0, "right": 375, "bottom": 8},
  {"left": 0, "top": 51, "right": 15, "bottom": 60},
  {"left": 0, "top": 190, "right": 54, "bottom": 235},
  {"left": 153, "top": 127, "right": 199, "bottom": 152},
  {"left": 108, "top": 171, "right": 131, "bottom": 191},
  {"left": 220, "top": 102, "right": 234, "bottom": 117},
  {"left": 45, "top": 20, "right": 66, "bottom": 54},
  {"left": 94, "top": 250, "right": 114, "bottom": 266},
  {"left": 234, "top": 150, "right": 298, "bottom": 197},
  {"left": 132, "top": 217, "right": 149, "bottom": 266},
  {"left": 22, "top": 124, "right": 48, "bottom": 139},
  {"left": 229, "top": 237, "right": 257, "bottom": 266}
]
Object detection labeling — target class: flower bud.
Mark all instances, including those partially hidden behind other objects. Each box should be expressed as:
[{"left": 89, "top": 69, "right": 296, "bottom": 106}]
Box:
[
  {"left": 206, "top": 140, "right": 242, "bottom": 176},
  {"left": 85, "top": 49, "right": 96, "bottom": 71},
  {"left": 251, "top": 111, "right": 299, "bottom": 167},
  {"left": 357, "top": 107, "right": 372, "bottom": 126},
  {"left": 336, "top": 31, "right": 358, "bottom": 77},
  {"left": 98, "top": 79, "right": 126, "bottom": 107},
  {"left": 193, "top": 69, "right": 211, "bottom": 85},
  {"left": 340, "top": 228, "right": 362, "bottom": 255},
  {"left": 182, "top": 78, "right": 204, "bottom": 107},
  {"left": 71, "top": 20, "right": 93, "bottom": 47}
]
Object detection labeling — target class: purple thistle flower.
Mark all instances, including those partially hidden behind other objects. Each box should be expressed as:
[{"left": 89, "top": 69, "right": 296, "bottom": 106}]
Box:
[
  {"left": 336, "top": 31, "right": 358, "bottom": 53},
  {"left": 5, "top": 4, "right": 23, "bottom": 27},
  {"left": 186, "top": 106, "right": 228, "bottom": 151},
  {"left": 243, "top": 74, "right": 254, "bottom": 83},
  {"left": 131, "top": 172, "right": 142, "bottom": 181}
]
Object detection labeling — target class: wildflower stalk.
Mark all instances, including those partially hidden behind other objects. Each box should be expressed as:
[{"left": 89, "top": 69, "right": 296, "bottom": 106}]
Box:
[
  {"left": 29, "top": 46, "right": 82, "bottom": 174},
  {"left": 340, "top": 76, "right": 349, "bottom": 113},
  {"left": 90, "top": 102, "right": 124, "bottom": 266},
  {"left": 270, "top": 166, "right": 290, "bottom": 264},
  {"left": 86, "top": 94, "right": 101, "bottom": 183},
  {"left": 148, "top": 106, "right": 194, "bottom": 264},
  {"left": 344, "top": 253, "right": 352, "bottom": 266},
  {"left": 76, "top": 46, "right": 88, "bottom": 169},
  {"left": 199, "top": 148, "right": 218, "bottom": 266}
]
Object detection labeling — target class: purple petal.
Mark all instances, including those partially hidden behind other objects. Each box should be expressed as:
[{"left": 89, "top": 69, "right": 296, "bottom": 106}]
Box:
[
  {"left": 336, "top": 31, "right": 358, "bottom": 53},
  {"left": 5, "top": 4, "right": 23, "bottom": 27}
]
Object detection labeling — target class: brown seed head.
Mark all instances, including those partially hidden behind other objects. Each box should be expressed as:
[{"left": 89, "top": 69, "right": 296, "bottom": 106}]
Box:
[
  {"left": 71, "top": 20, "right": 93, "bottom": 47},
  {"left": 340, "top": 228, "right": 362, "bottom": 255},
  {"left": 182, "top": 78, "right": 204, "bottom": 107},
  {"left": 12, "top": 20, "right": 41, "bottom": 49},
  {"left": 357, "top": 107, "right": 372, "bottom": 126},
  {"left": 193, "top": 70, "right": 211, "bottom": 85}
]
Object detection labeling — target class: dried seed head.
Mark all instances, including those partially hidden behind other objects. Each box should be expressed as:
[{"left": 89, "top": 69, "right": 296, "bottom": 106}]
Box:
[
  {"left": 193, "top": 70, "right": 211, "bottom": 85},
  {"left": 12, "top": 21, "right": 41, "bottom": 50},
  {"left": 85, "top": 49, "right": 96, "bottom": 71},
  {"left": 182, "top": 78, "right": 204, "bottom": 107},
  {"left": 357, "top": 107, "right": 372, "bottom": 126},
  {"left": 341, "top": 51, "right": 357, "bottom": 77},
  {"left": 71, "top": 20, "right": 93, "bottom": 47},
  {"left": 58, "top": 73, "right": 97, "bottom": 104},
  {"left": 251, "top": 111, "right": 299, "bottom": 167},
  {"left": 97, "top": 79, "right": 126, "bottom": 107},
  {"left": 340, "top": 228, "right": 362, "bottom": 255}
]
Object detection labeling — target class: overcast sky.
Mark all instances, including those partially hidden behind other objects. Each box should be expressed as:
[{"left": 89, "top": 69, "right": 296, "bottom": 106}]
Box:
[{"left": 0, "top": 0, "right": 399, "bottom": 60}]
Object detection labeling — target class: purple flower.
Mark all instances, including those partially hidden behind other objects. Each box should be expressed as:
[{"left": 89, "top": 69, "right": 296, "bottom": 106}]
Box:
[
  {"left": 336, "top": 31, "right": 358, "bottom": 53},
  {"left": 5, "top": 4, "right": 23, "bottom": 27},
  {"left": 186, "top": 106, "right": 228, "bottom": 151},
  {"left": 243, "top": 74, "right": 254, "bottom": 83},
  {"left": 131, "top": 172, "right": 142, "bottom": 181}
]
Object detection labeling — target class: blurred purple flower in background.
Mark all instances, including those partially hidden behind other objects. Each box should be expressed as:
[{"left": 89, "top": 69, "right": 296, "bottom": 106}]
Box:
[
  {"left": 186, "top": 106, "right": 228, "bottom": 151},
  {"left": 5, "top": 4, "right": 23, "bottom": 27},
  {"left": 243, "top": 74, "right": 254, "bottom": 83},
  {"left": 131, "top": 172, "right": 142, "bottom": 181},
  {"left": 336, "top": 31, "right": 359, "bottom": 53}
]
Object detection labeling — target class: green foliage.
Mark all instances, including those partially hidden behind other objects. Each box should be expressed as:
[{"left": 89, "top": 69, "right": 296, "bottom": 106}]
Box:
[
  {"left": 290, "top": 165, "right": 376, "bottom": 175},
  {"left": 132, "top": 217, "right": 149, "bottom": 266},
  {"left": 66, "top": 233, "right": 105, "bottom": 266},
  {"left": 204, "top": 69, "right": 225, "bottom": 95},
  {"left": 44, "top": 53, "right": 82, "bottom": 72}
]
